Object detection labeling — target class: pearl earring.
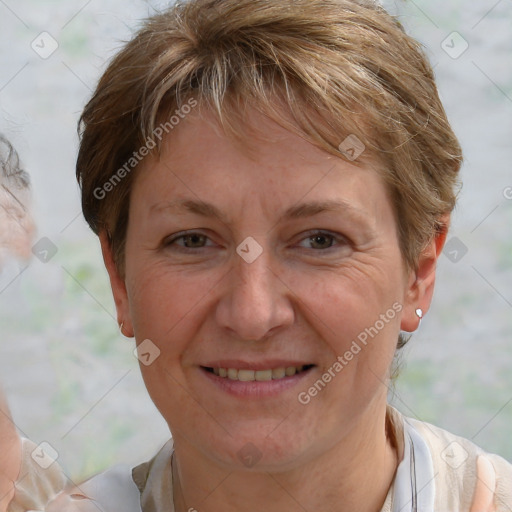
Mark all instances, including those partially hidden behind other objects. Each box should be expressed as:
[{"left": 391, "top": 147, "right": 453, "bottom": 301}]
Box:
[{"left": 415, "top": 308, "right": 423, "bottom": 320}]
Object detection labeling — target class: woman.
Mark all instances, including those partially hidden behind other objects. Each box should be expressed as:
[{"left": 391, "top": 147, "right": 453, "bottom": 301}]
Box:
[{"left": 4, "top": 0, "right": 512, "bottom": 510}]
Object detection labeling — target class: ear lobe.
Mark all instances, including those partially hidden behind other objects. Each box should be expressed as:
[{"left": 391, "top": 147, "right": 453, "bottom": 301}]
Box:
[
  {"left": 99, "top": 231, "right": 134, "bottom": 337},
  {"left": 400, "top": 215, "right": 450, "bottom": 332}
]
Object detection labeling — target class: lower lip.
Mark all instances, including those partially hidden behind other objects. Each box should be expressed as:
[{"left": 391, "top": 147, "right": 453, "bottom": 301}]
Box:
[{"left": 199, "top": 367, "right": 315, "bottom": 398}]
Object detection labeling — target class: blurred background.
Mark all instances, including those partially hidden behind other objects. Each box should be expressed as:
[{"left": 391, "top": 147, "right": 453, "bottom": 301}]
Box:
[{"left": 0, "top": 0, "right": 511, "bottom": 481}]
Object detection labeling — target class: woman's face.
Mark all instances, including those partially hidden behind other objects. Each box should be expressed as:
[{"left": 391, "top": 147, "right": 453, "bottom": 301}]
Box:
[{"left": 104, "top": 108, "right": 437, "bottom": 470}]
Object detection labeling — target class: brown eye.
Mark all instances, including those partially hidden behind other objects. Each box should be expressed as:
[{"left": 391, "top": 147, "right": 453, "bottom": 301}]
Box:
[
  {"left": 308, "top": 233, "right": 335, "bottom": 250},
  {"left": 298, "top": 231, "right": 347, "bottom": 251},
  {"left": 164, "top": 231, "right": 215, "bottom": 251},
  {"left": 179, "top": 233, "right": 208, "bottom": 248}
]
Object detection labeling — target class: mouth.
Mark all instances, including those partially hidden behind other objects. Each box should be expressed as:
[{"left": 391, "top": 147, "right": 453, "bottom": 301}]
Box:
[{"left": 201, "top": 364, "right": 315, "bottom": 382}]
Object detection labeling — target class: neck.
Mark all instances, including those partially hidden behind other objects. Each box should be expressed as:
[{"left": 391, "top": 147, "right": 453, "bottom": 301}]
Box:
[{"left": 172, "top": 402, "right": 398, "bottom": 512}]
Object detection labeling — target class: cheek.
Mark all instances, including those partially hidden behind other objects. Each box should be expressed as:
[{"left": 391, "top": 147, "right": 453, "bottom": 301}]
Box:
[
  {"left": 299, "top": 259, "right": 403, "bottom": 333},
  {"left": 126, "top": 261, "right": 224, "bottom": 357},
  {"left": 290, "top": 259, "right": 403, "bottom": 381},
  {"left": 125, "top": 264, "right": 205, "bottom": 414}
]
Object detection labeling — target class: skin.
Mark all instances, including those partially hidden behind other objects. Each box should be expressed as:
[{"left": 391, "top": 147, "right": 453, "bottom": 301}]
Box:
[
  {"left": 0, "top": 390, "right": 21, "bottom": 512},
  {"left": 101, "top": 107, "right": 448, "bottom": 512}
]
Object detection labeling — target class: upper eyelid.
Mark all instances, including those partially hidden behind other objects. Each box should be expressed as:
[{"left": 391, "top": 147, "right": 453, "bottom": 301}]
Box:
[{"left": 164, "top": 231, "right": 215, "bottom": 246}]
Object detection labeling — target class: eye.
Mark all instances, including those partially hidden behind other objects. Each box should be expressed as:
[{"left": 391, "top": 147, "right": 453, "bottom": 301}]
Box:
[
  {"left": 297, "top": 231, "right": 348, "bottom": 251},
  {"left": 163, "top": 230, "right": 349, "bottom": 254},
  {"left": 164, "top": 231, "right": 215, "bottom": 251}
]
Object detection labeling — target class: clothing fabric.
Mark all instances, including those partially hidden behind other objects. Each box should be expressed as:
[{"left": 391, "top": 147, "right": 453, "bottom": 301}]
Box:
[{"left": 8, "top": 406, "right": 512, "bottom": 511}]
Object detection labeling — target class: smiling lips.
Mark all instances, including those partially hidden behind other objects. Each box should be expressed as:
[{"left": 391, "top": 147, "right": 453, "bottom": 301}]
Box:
[{"left": 204, "top": 365, "right": 314, "bottom": 382}]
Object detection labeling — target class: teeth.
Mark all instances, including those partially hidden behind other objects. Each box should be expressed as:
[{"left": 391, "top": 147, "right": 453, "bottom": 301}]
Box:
[
  {"left": 272, "top": 367, "right": 286, "bottom": 379},
  {"left": 255, "top": 370, "right": 272, "bottom": 381},
  {"left": 211, "top": 365, "right": 308, "bottom": 381},
  {"left": 238, "top": 369, "right": 255, "bottom": 382}
]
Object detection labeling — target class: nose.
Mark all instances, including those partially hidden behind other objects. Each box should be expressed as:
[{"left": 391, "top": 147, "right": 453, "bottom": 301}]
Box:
[{"left": 215, "top": 243, "right": 295, "bottom": 341}]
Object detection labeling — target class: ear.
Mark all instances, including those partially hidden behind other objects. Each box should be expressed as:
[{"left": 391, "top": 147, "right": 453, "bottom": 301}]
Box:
[
  {"left": 99, "top": 231, "right": 134, "bottom": 337},
  {"left": 400, "top": 215, "right": 450, "bottom": 332}
]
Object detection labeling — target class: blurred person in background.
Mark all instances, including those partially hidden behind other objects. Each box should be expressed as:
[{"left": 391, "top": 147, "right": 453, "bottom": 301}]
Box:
[
  {"left": 0, "top": 135, "right": 33, "bottom": 265},
  {"left": 0, "top": 134, "right": 32, "bottom": 512}
]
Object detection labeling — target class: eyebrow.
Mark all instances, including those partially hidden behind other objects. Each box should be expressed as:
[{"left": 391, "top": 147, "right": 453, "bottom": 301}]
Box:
[{"left": 150, "top": 198, "right": 369, "bottom": 224}]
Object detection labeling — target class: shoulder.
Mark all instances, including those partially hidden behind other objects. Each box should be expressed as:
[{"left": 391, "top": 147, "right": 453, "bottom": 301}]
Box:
[
  {"left": 406, "top": 414, "right": 512, "bottom": 511},
  {"left": 132, "top": 439, "right": 174, "bottom": 510},
  {"left": 9, "top": 438, "right": 143, "bottom": 512},
  {"left": 69, "top": 464, "right": 142, "bottom": 511}
]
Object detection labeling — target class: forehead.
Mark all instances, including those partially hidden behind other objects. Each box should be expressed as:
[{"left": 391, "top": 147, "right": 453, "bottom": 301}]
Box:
[{"left": 132, "top": 107, "right": 392, "bottom": 228}]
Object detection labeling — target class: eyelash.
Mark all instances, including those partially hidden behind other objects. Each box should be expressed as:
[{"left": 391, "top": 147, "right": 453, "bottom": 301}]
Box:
[{"left": 164, "top": 230, "right": 349, "bottom": 253}]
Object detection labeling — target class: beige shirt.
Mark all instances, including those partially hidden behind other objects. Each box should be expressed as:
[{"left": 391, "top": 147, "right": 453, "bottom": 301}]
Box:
[{"left": 8, "top": 406, "right": 512, "bottom": 511}]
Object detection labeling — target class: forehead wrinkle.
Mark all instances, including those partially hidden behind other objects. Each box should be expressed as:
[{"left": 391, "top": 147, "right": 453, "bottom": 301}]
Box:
[
  {"left": 149, "top": 199, "right": 230, "bottom": 224},
  {"left": 149, "top": 198, "right": 373, "bottom": 229}
]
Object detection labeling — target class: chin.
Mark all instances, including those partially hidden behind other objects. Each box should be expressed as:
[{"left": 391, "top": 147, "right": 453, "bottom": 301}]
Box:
[{"left": 197, "top": 421, "right": 316, "bottom": 472}]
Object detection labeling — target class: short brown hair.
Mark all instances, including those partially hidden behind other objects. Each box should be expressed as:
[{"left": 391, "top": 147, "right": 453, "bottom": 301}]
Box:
[{"left": 77, "top": 0, "right": 462, "bottom": 295}]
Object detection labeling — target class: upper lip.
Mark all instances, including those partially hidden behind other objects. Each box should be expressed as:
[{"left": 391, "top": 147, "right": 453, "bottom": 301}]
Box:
[{"left": 200, "top": 360, "right": 315, "bottom": 370}]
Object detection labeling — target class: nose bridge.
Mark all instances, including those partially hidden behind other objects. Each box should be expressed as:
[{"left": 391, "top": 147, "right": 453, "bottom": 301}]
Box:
[
  {"left": 237, "top": 245, "right": 273, "bottom": 298},
  {"left": 216, "top": 239, "right": 293, "bottom": 341}
]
